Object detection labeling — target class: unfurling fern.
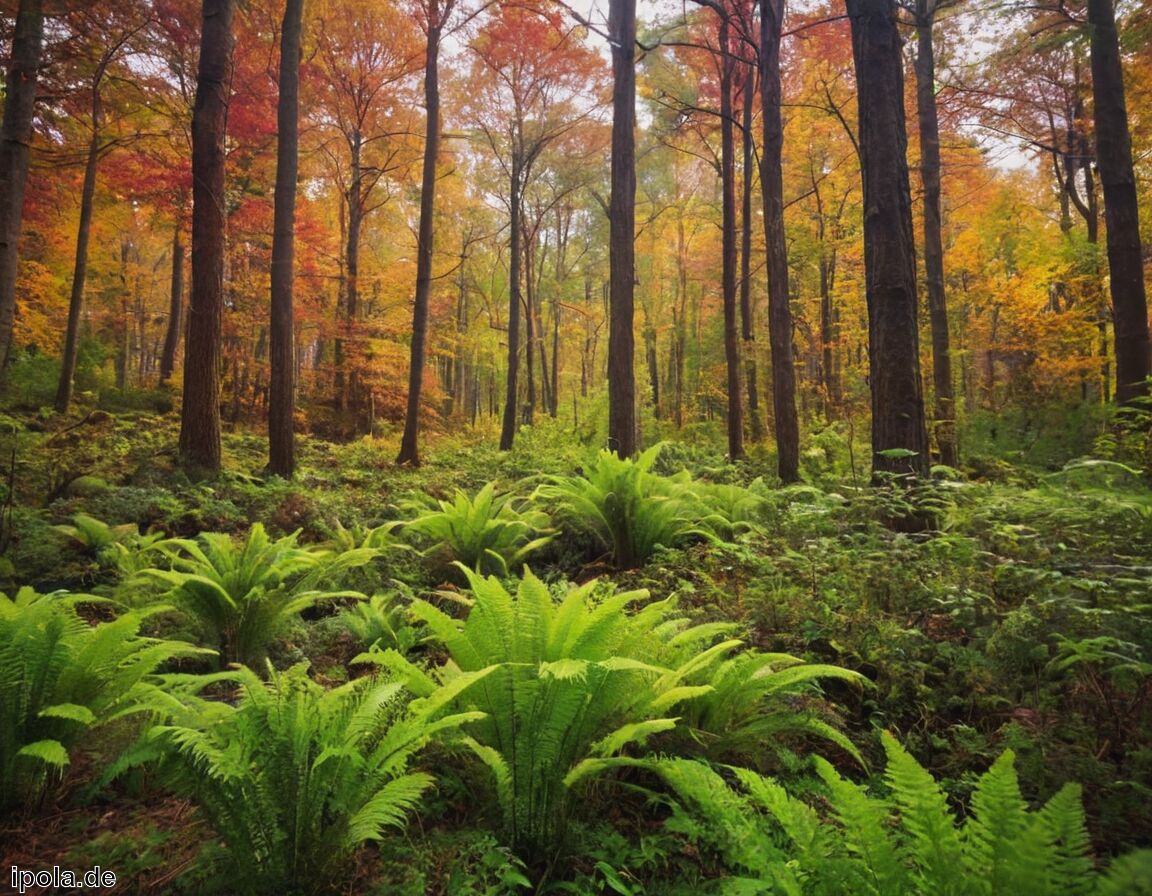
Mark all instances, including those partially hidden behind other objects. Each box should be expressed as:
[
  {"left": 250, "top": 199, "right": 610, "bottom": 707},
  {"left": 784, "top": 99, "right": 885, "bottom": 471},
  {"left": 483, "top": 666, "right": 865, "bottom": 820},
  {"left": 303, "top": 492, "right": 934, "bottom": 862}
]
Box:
[
  {"left": 0, "top": 587, "right": 208, "bottom": 813},
  {"left": 646, "top": 732, "right": 1150, "bottom": 895},
  {"left": 151, "top": 662, "right": 491, "bottom": 895}
]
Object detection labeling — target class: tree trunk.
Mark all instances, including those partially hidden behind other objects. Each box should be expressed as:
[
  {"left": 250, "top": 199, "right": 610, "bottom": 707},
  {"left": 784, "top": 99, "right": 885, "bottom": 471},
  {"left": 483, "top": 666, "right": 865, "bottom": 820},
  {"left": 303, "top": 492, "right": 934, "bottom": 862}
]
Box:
[
  {"left": 499, "top": 155, "right": 524, "bottom": 450},
  {"left": 179, "top": 0, "right": 235, "bottom": 475},
  {"left": 0, "top": 0, "right": 44, "bottom": 384},
  {"left": 740, "top": 64, "right": 763, "bottom": 443},
  {"left": 55, "top": 88, "right": 103, "bottom": 413},
  {"left": 760, "top": 0, "right": 800, "bottom": 482},
  {"left": 397, "top": 10, "right": 442, "bottom": 465},
  {"left": 607, "top": 0, "right": 637, "bottom": 457},
  {"left": 1088, "top": 0, "right": 1150, "bottom": 403},
  {"left": 848, "top": 0, "right": 929, "bottom": 478},
  {"left": 159, "top": 223, "right": 184, "bottom": 385},
  {"left": 720, "top": 11, "right": 744, "bottom": 461},
  {"left": 268, "top": 0, "right": 302, "bottom": 478},
  {"left": 914, "top": 0, "right": 957, "bottom": 467}
]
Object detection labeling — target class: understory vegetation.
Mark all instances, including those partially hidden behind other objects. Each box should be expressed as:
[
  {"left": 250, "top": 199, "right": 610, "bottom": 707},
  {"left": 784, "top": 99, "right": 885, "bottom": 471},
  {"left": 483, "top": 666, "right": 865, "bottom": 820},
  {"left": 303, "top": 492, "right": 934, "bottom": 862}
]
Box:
[{"left": 1, "top": 409, "right": 1151, "bottom": 893}]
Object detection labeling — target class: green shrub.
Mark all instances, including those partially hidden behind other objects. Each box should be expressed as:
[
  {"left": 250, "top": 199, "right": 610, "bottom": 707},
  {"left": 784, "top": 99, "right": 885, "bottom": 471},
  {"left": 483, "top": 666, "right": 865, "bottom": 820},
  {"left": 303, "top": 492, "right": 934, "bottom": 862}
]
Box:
[
  {"left": 537, "top": 444, "right": 713, "bottom": 569},
  {"left": 151, "top": 662, "right": 491, "bottom": 894},
  {"left": 647, "top": 731, "right": 1152, "bottom": 895},
  {"left": 401, "top": 482, "right": 554, "bottom": 577},
  {"left": 142, "top": 523, "right": 375, "bottom": 667},
  {"left": 338, "top": 589, "right": 421, "bottom": 654},
  {"left": 0, "top": 587, "right": 206, "bottom": 812}
]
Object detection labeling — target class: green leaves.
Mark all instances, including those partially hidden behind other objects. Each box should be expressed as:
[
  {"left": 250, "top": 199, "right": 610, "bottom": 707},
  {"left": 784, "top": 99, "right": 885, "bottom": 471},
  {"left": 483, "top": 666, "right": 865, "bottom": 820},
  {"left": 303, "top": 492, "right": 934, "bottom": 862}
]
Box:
[
  {"left": 402, "top": 482, "right": 554, "bottom": 577},
  {"left": 537, "top": 444, "right": 716, "bottom": 569},
  {"left": 0, "top": 587, "right": 206, "bottom": 812},
  {"left": 152, "top": 662, "right": 490, "bottom": 894},
  {"left": 142, "top": 523, "right": 374, "bottom": 667}
]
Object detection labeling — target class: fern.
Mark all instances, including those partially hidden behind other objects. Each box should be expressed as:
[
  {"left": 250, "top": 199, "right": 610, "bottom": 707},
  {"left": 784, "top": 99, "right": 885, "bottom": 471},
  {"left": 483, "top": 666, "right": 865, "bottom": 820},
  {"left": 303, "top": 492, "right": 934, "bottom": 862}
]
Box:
[
  {"left": 0, "top": 587, "right": 207, "bottom": 812},
  {"left": 141, "top": 523, "right": 374, "bottom": 667},
  {"left": 338, "top": 588, "right": 420, "bottom": 653},
  {"left": 151, "top": 661, "right": 490, "bottom": 894},
  {"left": 401, "top": 482, "right": 554, "bottom": 577},
  {"left": 536, "top": 444, "right": 715, "bottom": 569},
  {"left": 651, "top": 732, "right": 1127, "bottom": 896},
  {"left": 360, "top": 568, "right": 704, "bottom": 863}
]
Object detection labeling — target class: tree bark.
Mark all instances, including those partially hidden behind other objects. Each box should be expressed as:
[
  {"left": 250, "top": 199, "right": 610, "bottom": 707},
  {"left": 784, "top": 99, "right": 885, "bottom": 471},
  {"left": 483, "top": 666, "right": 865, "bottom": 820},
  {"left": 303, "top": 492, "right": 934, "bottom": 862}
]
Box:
[
  {"left": 55, "top": 86, "right": 103, "bottom": 413},
  {"left": 179, "top": 0, "right": 235, "bottom": 475},
  {"left": 760, "top": 0, "right": 800, "bottom": 482},
  {"left": 0, "top": 0, "right": 44, "bottom": 384},
  {"left": 740, "top": 63, "right": 763, "bottom": 443},
  {"left": 847, "top": 0, "right": 930, "bottom": 478},
  {"left": 720, "top": 11, "right": 744, "bottom": 461},
  {"left": 159, "top": 222, "right": 184, "bottom": 385},
  {"left": 499, "top": 154, "right": 524, "bottom": 450},
  {"left": 268, "top": 0, "right": 303, "bottom": 478},
  {"left": 607, "top": 0, "right": 637, "bottom": 457},
  {"left": 1088, "top": 0, "right": 1150, "bottom": 403},
  {"left": 398, "top": 5, "right": 443, "bottom": 465},
  {"left": 913, "top": 0, "right": 957, "bottom": 466}
]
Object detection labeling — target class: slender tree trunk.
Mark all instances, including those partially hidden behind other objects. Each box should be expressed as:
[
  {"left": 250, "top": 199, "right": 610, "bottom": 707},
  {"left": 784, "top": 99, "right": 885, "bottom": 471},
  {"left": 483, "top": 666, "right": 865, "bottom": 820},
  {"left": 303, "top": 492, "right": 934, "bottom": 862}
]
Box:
[
  {"left": 398, "top": 11, "right": 443, "bottom": 465},
  {"left": 607, "top": 0, "right": 637, "bottom": 457},
  {"left": 55, "top": 89, "right": 103, "bottom": 413},
  {"left": 848, "top": 0, "right": 929, "bottom": 478},
  {"left": 179, "top": 0, "right": 235, "bottom": 475},
  {"left": 159, "top": 223, "right": 184, "bottom": 385},
  {"left": 499, "top": 156, "right": 524, "bottom": 450},
  {"left": 0, "top": 0, "right": 44, "bottom": 385},
  {"left": 550, "top": 299, "right": 559, "bottom": 417},
  {"left": 1088, "top": 0, "right": 1150, "bottom": 403},
  {"left": 524, "top": 234, "right": 537, "bottom": 424},
  {"left": 760, "top": 0, "right": 800, "bottom": 482},
  {"left": 720, "top": 12, "right": 744, "bottom": 460},
  {"left": 914, "top": 0, "right": 957, "bottom": 466},
  {"left": 268, "top": 0, "right": 302, "bottom": 477},
  {"left": 740, "top": 64, "right": 763, "bottom": 443}
]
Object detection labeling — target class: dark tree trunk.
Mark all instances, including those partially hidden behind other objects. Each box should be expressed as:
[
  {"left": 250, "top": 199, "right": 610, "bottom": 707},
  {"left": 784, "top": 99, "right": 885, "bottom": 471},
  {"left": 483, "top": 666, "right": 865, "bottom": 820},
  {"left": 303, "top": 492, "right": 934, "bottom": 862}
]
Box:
[
  {"left": 720, "top": 11, "right": 744, "bottom": 460},
  {"left": 607, "top": 0, "right": 637, "bottom": 457},
  {"left": 914, "top": 0, "right": 957, "bottom": 467},
  {"left": 55, "top": 88, "right": 103, "bottom": 413},
  {"left": 524, "top": 234, "right": 537, "bottom": 424},
  {"left": 397, "top": 8, "right": 443, "bottom": 465},
  {"left": 159, "top": 223, "right": 184, "bottom": 385},
  {"left": 760, "top": 0, "right": 800, "bottom": 482},
  {"left": 740, "top": 64, "right": 763, "bottom": 443},
  {"left": 179, "top": 0, "right": 235, "bottom": 475},
  {"left": 268, "top": 0, "right": 303, "bottom": 478},
  {"left": 1088, "top": 0, "right": 1150, "bottom": 403},
  {"left": 499, "top": 155, "right": 524, "bottom": 450},
  {"left": 0, "top": 0, "right": 44, "bottom": 384},
  {"left": 549, "top": 299, "right": 559, "bottom": 417},
  {"left": 847, "top": 0, "right": 929, "bottom": 478}
]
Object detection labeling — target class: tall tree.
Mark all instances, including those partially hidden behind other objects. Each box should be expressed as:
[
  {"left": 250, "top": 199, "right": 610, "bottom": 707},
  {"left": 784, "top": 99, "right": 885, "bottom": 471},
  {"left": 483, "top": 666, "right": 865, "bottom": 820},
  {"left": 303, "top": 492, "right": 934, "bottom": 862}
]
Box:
[
  {"left": 55, "top": 10, "right": 149, "bottom": 412},
  {"left": 268, "top": 0, "right": 303, "bottom": 477},
  {"left": 1088, "top": 0, "right": 1150, "bottom": 403},
  {"left": 908, "top": 0, "right": 958, "bottom": 465},
  {"left": 847, "top": 0, "right": 930, "bottom": 476},
  {"left": 0, "top": 0, "right": 44, "bottom": 385},
  {"left": 760, "top": 0, "right": 800, "bottom": 481},
  {"left": 718, "top": 6, "right": 744, "bottom": 460},
  {"left": 397, "top": 0, "right": 452, "bottom": 466},
  {"left": 608, "top": 0, "right": 637, "bottom": 456},
  {"left": 179, "top": 0, "right": 235, "bottom": 474}
]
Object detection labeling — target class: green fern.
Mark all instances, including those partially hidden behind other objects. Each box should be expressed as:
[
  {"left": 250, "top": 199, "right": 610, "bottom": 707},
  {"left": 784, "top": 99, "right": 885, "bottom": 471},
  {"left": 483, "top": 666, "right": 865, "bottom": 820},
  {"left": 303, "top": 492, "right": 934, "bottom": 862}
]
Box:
[
  {"left": 141, "top": 523, "right": 374, "bottom": 667},
  {"left": 537, "top": 444, "right": 714, "bottom": 569},
  {"left": 0, "top": 587, "right": 207, "bottom": 812},
  {"left": 650, "top": 731, "right": 1137, "bottom": 896},
  {"left": 151, "top": 661, "right": 490, "bottom": 894},
  {"left": 338, "top": 588, "right": 420, "bottom": 653},
  {"left": 360, "top": 568, "right": 710, "bottom": 863},
  {"left": 401, "top": 481, "right": 554, "bottom": 577}
]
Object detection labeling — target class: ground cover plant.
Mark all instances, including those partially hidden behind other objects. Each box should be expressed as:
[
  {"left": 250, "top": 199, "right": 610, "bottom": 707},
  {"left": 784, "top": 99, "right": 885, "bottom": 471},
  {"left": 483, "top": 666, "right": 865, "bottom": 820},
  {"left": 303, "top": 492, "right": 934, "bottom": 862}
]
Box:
[{"left": 1, "top": 419, "right": 1150, "bottom": 892}]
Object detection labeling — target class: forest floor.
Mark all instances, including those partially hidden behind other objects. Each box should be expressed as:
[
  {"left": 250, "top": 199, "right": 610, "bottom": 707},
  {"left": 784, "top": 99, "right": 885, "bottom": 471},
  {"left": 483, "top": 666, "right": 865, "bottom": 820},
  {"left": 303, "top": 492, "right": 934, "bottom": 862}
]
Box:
[{"left": 1, "top": 408, "right": 1150, "bottom": 893}]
